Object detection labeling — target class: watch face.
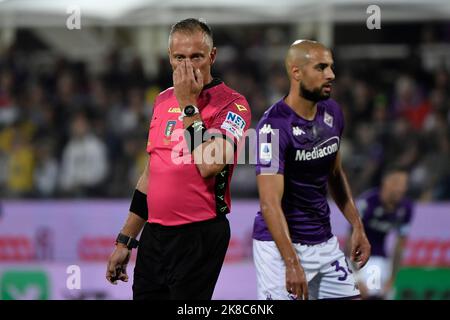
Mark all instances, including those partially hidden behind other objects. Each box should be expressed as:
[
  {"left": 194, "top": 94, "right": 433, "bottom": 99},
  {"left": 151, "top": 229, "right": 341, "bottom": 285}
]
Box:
[{"left": 184, "top": 105, "right": 195, "bottom": 116}]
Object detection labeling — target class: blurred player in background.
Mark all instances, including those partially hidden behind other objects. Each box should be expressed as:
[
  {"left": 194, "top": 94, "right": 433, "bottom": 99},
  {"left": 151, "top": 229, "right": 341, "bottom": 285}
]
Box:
[
  {"left": 253, "top": 40, "right": 370, "bottom": 300},
  {"left": 106, "top": 18, "right": 251, "bottom": 300},
  {"left": 349, "top": 167, "right": 414, "bottom": 299}
]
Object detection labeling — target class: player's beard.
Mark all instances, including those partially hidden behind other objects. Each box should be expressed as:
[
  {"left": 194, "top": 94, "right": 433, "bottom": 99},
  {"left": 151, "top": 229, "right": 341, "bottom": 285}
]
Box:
[{"left": 300, "top": 82, "right": 330, "bottom": 102}]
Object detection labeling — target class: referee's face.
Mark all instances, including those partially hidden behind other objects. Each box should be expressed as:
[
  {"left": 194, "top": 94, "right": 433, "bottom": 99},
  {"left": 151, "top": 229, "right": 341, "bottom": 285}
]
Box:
[
  {"left": 169, "top": 31, "right": 217, "bottom": 84},
  {"left": 299, "top": 48, "right": 335, "bottom": 102}
]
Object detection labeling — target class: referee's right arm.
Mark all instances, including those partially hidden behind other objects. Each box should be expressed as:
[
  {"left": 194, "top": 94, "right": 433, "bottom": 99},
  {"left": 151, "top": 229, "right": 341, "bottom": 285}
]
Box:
[
  {"left": 106, "top": 156, "right": 149, "bottom": 284},
  {"left": 119, "top": 157, "right": 150, "bottom": 238}
]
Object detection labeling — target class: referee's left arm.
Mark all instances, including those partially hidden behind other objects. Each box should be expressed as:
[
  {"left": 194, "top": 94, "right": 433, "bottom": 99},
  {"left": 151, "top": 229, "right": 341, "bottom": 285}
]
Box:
[{"left": 184, "top": 112, "right": 236, "bottom": 179}]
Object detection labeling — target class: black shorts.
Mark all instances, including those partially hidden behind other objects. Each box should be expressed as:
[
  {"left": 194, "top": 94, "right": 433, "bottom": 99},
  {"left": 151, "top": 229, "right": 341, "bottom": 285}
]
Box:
[{"left": 133, "top": 215, "right": 230, "bottom": 300}]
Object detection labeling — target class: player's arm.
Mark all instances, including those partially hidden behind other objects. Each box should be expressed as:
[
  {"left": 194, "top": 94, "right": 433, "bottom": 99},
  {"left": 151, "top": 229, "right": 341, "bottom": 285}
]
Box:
[
  {"left": 257, "top": 174, "right": 308, "bottom": 300},
  {"left": 106, "top": 156, "right": 150, "bottom": 284},
  {"left": 385, "top": 210, "right": 412, "bottom": 293},
  {"left": 388, "top": 235, "right": 407, "bottom": 286},
  {"left": 345, "top": 198, "right": 367, "bottom": 257},
  {"left": 328, "top": 151, "right": 371, "bottom": 269}
]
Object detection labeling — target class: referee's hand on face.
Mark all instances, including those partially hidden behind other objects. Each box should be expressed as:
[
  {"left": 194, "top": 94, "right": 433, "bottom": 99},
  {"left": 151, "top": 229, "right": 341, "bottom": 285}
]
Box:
[{"left": 106, "top": 244, "right": 131, "bottom": 284}]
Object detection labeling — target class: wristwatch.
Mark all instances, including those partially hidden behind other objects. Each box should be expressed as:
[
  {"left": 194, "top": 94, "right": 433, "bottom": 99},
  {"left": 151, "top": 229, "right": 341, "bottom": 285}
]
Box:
[
  {"left": 115, "top": 233, "right": 139, "bottom": 250},
  {"left": 179, "top": 105, "right": 199, "bottom": 120}
]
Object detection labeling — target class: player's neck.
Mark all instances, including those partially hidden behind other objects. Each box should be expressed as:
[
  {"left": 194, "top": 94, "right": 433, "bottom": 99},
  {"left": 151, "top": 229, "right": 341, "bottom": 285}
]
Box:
[
  {"left": 285, "top": 93, "right": 317, "bottom": 120},
  {"left": 380, "top": 190, "right": 396, "bottom": 211}
]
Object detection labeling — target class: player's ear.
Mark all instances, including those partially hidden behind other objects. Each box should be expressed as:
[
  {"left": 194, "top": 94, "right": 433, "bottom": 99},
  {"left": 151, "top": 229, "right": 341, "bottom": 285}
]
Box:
[
  {"left": 209, "top": 47, "right": 217, "bottom": 65},
  {"left": 292, "top": 66, "right": 301, "bottom": 81},
  {"left": 167, "top": 48, "right": 172, "bottom": 62}
]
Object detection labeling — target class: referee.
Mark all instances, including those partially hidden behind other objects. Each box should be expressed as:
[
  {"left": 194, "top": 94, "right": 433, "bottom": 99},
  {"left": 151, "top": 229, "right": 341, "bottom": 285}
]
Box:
[{"left": 106, "top": 18, "right": 251, "bottom": 300}]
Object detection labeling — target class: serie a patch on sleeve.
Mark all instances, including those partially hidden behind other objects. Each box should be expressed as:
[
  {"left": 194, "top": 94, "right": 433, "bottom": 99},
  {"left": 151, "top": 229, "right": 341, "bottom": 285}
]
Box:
[
  {"left": 220, "top": 111, "right": 246, "bottom": 141},
  {"left": 259, "top": 142, "right": 272, "bottom": 162}
]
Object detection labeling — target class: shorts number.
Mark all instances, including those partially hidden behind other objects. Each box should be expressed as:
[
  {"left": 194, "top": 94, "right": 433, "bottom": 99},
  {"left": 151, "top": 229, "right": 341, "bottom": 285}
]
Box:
[{"left": 331, "top": 260, "right": 348, "bottom": 281}]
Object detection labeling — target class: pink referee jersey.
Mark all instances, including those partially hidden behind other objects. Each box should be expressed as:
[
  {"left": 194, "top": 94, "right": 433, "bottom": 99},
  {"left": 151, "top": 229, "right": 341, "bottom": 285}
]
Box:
[{"left": 146, "top": 79, "right": 251, "bottom": 226}]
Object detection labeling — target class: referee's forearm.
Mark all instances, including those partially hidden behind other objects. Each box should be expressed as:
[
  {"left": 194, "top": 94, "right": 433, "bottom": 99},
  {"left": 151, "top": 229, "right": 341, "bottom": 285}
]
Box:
[{"left": 120, "top": 212, "right": 146, "bottom": 239}]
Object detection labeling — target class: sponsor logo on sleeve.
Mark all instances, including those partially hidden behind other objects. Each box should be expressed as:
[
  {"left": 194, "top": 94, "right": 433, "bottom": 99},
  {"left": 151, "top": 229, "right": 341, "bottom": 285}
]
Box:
[
  {"left": 235, "top": 103, "right": 247, "bottom": 112},
  {"left": 220, "top": 111, "right": 246, "bottom": 140}
]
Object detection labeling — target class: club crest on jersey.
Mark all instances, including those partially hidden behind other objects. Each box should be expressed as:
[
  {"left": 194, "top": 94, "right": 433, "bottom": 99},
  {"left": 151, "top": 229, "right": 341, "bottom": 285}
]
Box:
[
  {"left": 324, "top": 112, "right": 333, "bottom": 127},
  {"left": 221, "top": 111, "right": 246, "bottom": 140},
  {"left": 164, "top": 120, "right": 177, "bottom": 137},
  {"left": 292, "top": 126, "right": 305, "bottom": 136},
  {"left": 259, "top": 143, "right": 272, "bottom": 161}
]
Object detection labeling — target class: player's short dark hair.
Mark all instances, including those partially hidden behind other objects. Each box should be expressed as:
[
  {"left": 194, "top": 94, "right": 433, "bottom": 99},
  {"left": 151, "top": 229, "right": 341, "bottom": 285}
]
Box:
[
  {"left": 169, "top": 18, "right": 213, "bottom": 47},
  {"left": 382, "top": 165, "right": 408, "bottom": 180}
]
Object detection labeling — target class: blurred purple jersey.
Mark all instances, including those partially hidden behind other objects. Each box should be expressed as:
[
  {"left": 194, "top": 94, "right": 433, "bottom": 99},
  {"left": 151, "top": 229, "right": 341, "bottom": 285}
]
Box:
[
  {"left": 253, "top": 98, "right": 345, "bottom": 245},
  {"left": 357, "top": 188, "right": 414, "bottom": 257}
]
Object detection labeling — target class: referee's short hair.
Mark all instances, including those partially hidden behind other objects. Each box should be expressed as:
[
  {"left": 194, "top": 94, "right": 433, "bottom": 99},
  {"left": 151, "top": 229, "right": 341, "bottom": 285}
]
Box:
[{"left": 169, "top": 18, "right": 213, "bottom": 49}]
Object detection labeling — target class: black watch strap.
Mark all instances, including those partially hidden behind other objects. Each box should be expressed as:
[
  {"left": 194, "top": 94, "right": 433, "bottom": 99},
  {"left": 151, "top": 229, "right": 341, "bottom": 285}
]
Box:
[{"left": 116, "top": 233, "right": 139, "bottom": 250}]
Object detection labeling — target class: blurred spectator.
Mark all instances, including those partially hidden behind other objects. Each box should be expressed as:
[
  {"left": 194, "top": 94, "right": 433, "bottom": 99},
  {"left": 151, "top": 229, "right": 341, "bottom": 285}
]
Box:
[
  {"left": 345, "top": 123, "right": 383, "bottom": 196},
  {"left": 0, "top": 69, "right": 19, "bottom": 126},
  {"left": 34, "top": 141, "right": 59, "bottom": 197},
  {"left": 59, "top": 112, "right": 108, "bottom": 197},
  {"left": 115, "top": 87, "right": 147, "bottom": 135},
  {"left": 393, "top": 75, "right": 431, "bottom": 130},
  {"left": 0, "top": 24, "right": 449, "bottom": 200},
  {"left": 7, "top": 128, "right": 35, "bottom": 197}
]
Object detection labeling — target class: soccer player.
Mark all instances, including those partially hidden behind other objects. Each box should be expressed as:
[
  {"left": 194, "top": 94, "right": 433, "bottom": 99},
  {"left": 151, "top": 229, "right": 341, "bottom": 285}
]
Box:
[
  {"left": 106, "top": 18, "right": 251, "bottom": 300},
  {"left": 253, "top": 40, "right": 371, "bottom": 300},
  {"left": 350, "top": 168, "right": 413, "bottom": 299}
]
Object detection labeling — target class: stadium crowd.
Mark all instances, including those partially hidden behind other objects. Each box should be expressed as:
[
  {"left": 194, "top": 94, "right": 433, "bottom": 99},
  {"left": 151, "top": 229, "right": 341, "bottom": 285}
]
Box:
[{"left": 0, "top": 26, "right": 449, "bottom": 200}]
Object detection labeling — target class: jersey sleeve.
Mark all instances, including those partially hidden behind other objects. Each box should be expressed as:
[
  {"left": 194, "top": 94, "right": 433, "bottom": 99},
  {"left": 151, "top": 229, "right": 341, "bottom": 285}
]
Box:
[
  {"left": 208, "top": 97, "right": 251, "bottom": 146},
  {"left": 255, "top": 116, "right": 289, "bottom": 175}
]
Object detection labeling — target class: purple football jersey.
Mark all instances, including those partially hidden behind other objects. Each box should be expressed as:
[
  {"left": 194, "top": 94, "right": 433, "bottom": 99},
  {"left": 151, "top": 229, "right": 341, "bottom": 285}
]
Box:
[
  {"left": 357, "top": 188, "right": 414, "bottom": 257},
  {"left": 253, "top": 98, "right": 345, "bottom": 245}
]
